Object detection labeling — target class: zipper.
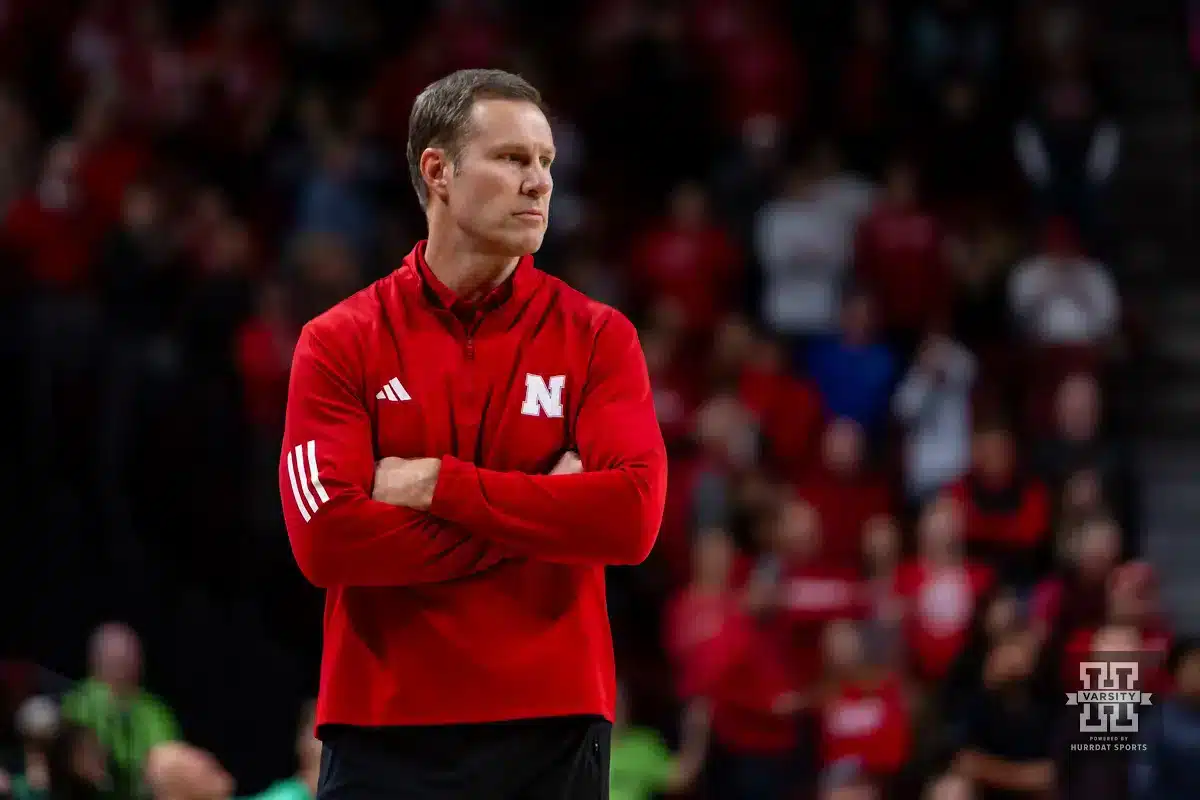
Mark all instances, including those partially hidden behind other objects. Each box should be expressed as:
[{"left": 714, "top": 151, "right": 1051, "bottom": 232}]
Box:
[{"left": 464, "top": 310, "right": 482, "bottom": 360}]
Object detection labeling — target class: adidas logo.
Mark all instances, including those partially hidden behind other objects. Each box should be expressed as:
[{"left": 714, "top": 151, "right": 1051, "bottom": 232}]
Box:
[{"left": 376, "top": 377, "right": 411, "bottom": 402}]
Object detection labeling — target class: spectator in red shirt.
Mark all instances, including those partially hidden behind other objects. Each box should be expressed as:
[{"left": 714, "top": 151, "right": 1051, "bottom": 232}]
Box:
[
  {"left": 772, "top": 498, "right": 869, "bottom": 692},
  {"left": 664, "top": 529, "right": 799, "bottom": 800},
  {"left": 643, "top": 322, "right": 703, "bottom": 450},
  {"left": 234, "top": 280, "right": 297, "bottom": 530},
  {"left": 951, "top": 420, "right": 1051, "bottom": 586},
  {"left": 713, "top": 316, "right": 824, "bottom": 479},
  {"left": 74, "top": 92, "right": 150, "bottom": 233},
  {"left": 854, "top": 157, "right": 950, "bottom": 353},
  {"left": 234, "top": 280, "right": 296, "bottom": 433},
  {"left": 626, "top": 181, "right": 742, "bottom": 340},
  {"left": 896, "top": 495, "right": 995, "bottom": 683},
  {"left": 665, "top": 529, "right": 751, "bottom": 699},
  {"left": 794, "top": 417, "right": 894, "bottom": 570},
  {"left": 2, "top": 136, "right": 106, "bottom": 292},
  {"left": 818, "top": 620, "right": 912, "bottom": 787}
]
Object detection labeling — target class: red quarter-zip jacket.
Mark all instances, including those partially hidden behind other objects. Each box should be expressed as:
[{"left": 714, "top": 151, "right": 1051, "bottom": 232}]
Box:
[{"left": 280, "top": 241, "right": 668, "bottom": 730}]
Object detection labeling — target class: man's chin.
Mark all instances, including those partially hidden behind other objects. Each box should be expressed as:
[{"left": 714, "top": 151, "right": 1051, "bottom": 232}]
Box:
[{"left": 486, "top": 230, "right": 545, "bottom": 257}]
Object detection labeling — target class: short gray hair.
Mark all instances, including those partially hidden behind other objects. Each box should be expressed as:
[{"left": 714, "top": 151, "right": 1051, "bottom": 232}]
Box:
[{"left": 406, "top": 69, "right": 544, "bottom": 211}]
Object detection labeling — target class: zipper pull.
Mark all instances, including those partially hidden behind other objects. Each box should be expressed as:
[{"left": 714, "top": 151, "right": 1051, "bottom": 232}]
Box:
[{"left": 465, "top": 337, "right": 475, "bottom": 360}]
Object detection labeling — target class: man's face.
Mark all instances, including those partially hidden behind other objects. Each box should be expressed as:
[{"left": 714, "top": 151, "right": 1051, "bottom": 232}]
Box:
[
  {"left": 94, "top": 628, "right": 142, "bottom": 690},
  {"left": 822, "top": 418, "right": 863, "bottom": 477},
  {"left": 774, "top": 499, "right": 820, "bottom": 560},
  {"left": 443, "top": 98, "right": 554, "bottom": 257},
  {"left": 1055, "top": 374, "right": 1099, "bottom": 440},
  {"left": 822, "top": 620, "right": 865, "bottom": 674},
  {"left": 919, "top": 497, "right": 962, "bottom": 561},
  {"left": 841, "top": 294, "right": 874, "bottom": 344},
  {"left": 973, "top": 430, "right": 1014, "bottom": 483}
]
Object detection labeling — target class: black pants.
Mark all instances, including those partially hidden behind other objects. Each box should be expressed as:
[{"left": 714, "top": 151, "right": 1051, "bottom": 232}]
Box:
[{"left": 316, "top": 716, "right": 611, "bottom": 800}]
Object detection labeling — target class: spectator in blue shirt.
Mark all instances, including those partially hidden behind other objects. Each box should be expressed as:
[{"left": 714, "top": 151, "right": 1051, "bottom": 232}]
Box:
[{"left": 805, "top": 288, "right": 897, "bottom": 437}]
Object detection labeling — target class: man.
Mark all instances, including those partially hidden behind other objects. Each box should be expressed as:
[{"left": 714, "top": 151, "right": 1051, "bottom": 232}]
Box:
[
  {"left": 279, "top": 69, "right": 667, "bottom": 800},
  {"left": 61, "top": 623, "right": 180, "bottom": 800}
]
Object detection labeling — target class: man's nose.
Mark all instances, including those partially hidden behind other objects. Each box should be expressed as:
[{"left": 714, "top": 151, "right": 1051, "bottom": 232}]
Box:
[{"left": 523, "top": 168, "right": 552, "bottom": 197}]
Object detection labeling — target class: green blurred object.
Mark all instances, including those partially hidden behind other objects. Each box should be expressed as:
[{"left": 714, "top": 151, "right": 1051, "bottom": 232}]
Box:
[
  {"left": 10, "top": 773, "right": 47, "bottom": 800},
  {"left": 609, "top": 726, "right": 675, "bottom": 800},
  {"left": 239, "top": 776, "right": 312, "bottom": 800},
  {"left": 61, "top": 680, "right": 180, "bottom": 800}
]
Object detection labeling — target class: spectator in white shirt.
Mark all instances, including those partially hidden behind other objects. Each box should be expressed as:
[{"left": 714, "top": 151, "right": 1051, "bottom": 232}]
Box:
[
  {"left": 893, "top": 333, "right": 977, "bottom": 505},
  {"left": 754, "top": 161, "right": 858, "bottom": 338},
  {"left": 1008, "top": 218, "right": 1118, "bottom": 346}
]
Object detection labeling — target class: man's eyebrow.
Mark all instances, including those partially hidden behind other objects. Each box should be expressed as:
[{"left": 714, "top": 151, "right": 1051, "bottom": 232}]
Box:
[{"left": 491, "top": 141, "right": 556, "bottom": 157}]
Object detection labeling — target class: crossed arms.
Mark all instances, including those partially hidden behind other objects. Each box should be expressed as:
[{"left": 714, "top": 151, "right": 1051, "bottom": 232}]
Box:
[{"left": 278, "top": 311, "right": 668, "bottom": 588}]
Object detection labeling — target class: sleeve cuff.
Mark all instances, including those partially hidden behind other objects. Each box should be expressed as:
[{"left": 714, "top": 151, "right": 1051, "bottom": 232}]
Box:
[{"left": 429, "top": 455, "right": 480, "bottom": 524}]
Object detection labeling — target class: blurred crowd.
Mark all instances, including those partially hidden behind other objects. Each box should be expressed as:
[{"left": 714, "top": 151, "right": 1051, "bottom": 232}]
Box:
[{"left": 1, "top": 0, "right": 1195, "bottom": 799}]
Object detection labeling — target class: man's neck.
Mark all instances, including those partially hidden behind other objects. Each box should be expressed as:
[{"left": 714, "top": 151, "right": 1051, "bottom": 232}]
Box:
[
  {"left": 424, "top": 224, "right": 520, "bottom": 302},
  {"left": 108, "top": 683, "right": 138, "bottom": 703}
]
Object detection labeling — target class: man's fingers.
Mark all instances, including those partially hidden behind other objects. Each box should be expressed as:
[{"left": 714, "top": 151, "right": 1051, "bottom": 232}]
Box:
[
  {"left": 551, "top": 451, "right": 583, "bottom": 475},
  {"left": 373, "top": 457, "right": 409, "bottom": 501}
]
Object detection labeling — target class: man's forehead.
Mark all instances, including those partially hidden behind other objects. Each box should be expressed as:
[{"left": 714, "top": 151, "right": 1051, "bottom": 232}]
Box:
[{"left": 467, "top": 98, "right": 554, "bottom": 147}]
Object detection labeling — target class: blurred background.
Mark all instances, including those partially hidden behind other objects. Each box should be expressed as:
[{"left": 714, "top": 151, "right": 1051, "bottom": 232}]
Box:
[{"left": 0, "top": 0, "right": 1197, "bottom": 798}]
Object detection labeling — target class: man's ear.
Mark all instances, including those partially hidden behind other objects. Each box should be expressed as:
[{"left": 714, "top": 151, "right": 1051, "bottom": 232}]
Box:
[{"left": 420, "top": 148, "right": 451, "bottom": 204}]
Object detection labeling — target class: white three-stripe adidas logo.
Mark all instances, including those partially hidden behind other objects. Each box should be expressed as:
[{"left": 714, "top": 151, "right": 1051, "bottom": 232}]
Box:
[
  {"left": 286, "top": 439, "right": 329, "bottom": 523},
  {"left": 376, "top": 377, "right": 411, "bottom": 402}
]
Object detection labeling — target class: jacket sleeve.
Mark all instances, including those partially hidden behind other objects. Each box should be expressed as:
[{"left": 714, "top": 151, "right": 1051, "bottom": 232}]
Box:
[
  {"left": 429, "top": 311, "right": 668, "bottom": 565},
  {"left": 280, "top": 323, "right": 508, "bottom": 588}
]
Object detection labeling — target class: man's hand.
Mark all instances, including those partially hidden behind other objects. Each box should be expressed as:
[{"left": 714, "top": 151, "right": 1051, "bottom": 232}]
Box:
[
  {"left": 373, "top": 457, "right": 441, "bottom": 510},
  {"left": 374, "top": 452, "right": 578, "bottom": 510},
  {"left": 550, "top": 451, "right": 583, "bottom": 475}
]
